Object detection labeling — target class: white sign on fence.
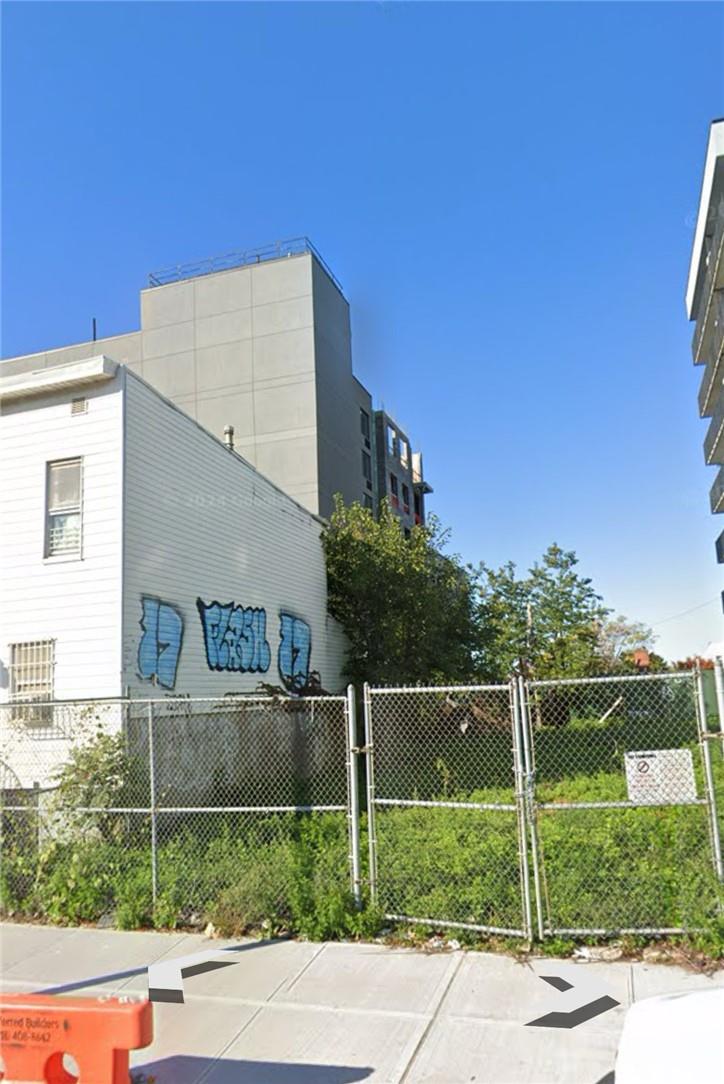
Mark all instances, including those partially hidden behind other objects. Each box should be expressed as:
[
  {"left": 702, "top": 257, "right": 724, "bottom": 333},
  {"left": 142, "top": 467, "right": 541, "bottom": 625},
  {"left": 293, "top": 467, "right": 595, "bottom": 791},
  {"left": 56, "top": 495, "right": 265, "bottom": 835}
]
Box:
[{"left": 624, "top": 748, "right": 697, "bottom": 805}]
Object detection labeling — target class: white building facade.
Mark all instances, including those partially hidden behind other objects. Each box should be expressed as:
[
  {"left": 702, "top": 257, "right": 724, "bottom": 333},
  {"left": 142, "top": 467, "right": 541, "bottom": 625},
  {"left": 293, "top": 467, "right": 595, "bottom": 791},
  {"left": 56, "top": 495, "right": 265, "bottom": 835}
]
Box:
[{"left": 0, "top": 358, "right": 347, "bottom": 709}]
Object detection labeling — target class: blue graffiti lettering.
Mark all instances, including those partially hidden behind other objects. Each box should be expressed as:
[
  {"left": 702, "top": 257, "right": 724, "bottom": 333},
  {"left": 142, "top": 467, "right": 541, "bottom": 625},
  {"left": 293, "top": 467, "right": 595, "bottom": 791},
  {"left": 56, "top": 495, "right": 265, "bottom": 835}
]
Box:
[
  {"left": 196, "top": 599, "right": 271, "bottom": 673},
  {"left": 138, "top": 597, "right": 184, "bottom": 690},
  {"left": 278, "top": 613, "right": 312, "bottom": 693}
]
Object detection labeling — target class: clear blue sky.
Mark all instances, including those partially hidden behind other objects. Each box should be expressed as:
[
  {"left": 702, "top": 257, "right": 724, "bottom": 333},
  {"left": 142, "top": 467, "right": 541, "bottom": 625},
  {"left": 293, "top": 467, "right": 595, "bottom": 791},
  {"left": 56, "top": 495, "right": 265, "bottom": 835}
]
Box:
[{"left": 2, "top": 2, "right": 723, "bottom": 660}]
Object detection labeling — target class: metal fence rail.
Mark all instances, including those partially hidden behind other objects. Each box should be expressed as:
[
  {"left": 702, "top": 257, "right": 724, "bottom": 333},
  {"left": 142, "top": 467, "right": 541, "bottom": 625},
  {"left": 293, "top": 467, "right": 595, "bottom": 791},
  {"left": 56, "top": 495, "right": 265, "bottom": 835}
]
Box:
[{"left": 148, "top": 236, "right": 345, "bottom": 295}]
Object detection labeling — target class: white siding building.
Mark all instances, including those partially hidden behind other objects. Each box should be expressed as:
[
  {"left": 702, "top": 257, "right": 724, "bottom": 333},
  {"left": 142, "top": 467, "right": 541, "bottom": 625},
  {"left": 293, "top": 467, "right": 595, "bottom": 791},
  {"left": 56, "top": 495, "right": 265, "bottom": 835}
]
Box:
[{"left": 0, "top": 357, "right": 347, "bottom": 710}]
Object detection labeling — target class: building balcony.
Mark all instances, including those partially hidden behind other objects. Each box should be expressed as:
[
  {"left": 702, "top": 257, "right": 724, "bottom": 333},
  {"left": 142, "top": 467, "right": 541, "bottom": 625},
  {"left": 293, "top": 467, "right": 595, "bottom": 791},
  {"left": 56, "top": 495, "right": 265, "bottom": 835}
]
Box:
[
  {"left": 716, "top": 528, "right": 724, "bottom": 564},
  {"left": 704, "top": 400, "right": 724, "bottom": 465},
  {"left": 692, "top": 208, "right": 724, "bottom": 365},
  {"left": 710, "top": 465, "right": 724, "bottom": 514},
  {"left": 411, "top": 451, "right": 433, "bottom": 494},
  {"left": 697, "top": 324, "right": 724, "bottom": 418}
]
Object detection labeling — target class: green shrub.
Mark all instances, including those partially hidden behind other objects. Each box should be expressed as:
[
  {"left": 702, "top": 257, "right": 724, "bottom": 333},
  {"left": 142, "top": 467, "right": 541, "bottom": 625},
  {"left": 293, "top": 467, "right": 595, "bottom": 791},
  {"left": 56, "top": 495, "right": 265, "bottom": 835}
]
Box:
[{"left": 2, "top": 713, "right": 721, "bottom": 955}]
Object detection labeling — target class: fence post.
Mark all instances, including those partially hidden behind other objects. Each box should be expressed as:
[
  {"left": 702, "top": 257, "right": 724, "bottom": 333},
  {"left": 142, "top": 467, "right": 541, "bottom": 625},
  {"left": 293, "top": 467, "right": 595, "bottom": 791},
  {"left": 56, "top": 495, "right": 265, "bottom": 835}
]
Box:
[
  {"left": 363, "top": 682, "right": 378, "bottom": 906},
  {"left": 714, "top": 657, "right": 724, "bottom": 759},
  {"left": 518, "top": 676, "right": 544, "bottom": 939},
  {"left": 33, "top": 781, "right": 41, "bottom": 854},
  {"left": 511, "top": 679, "right": 532, "bottom": 941},
  {"left": 695, "top": 669, "right": 724, "bottom": 882},
  {"left": 346, "top": 685, "right": 362, "bottom": 909},
  {"left": 147, "top": 702, "right": 158, "bottom": 907}
]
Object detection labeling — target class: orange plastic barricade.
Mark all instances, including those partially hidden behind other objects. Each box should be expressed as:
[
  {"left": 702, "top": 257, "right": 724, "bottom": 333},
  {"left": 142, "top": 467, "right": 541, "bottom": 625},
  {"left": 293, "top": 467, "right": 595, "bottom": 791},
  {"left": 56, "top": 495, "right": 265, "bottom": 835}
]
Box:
[{"left": 0, "top": 993, "right": 153, "bottom": 1083}]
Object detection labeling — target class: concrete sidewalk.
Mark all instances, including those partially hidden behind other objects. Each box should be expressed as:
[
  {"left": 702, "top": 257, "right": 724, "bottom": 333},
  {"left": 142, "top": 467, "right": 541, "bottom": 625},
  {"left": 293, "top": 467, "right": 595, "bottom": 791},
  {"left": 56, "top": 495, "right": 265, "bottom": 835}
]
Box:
[{"left": 1, "top": 924, "right": 722, "bottom": 1083}]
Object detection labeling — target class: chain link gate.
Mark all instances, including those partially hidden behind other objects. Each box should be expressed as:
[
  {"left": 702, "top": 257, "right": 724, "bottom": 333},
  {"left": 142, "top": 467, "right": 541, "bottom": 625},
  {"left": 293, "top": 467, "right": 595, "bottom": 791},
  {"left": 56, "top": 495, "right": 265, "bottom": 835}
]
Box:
[
  {"left": 363, "top": 682, "right": 532, "bottom": 938},
  {"left": 518, "top": 670, "right": 724, "bottom": 938},
  {"left": 363, "top": 672, "right": 724, "bottom": 941}
]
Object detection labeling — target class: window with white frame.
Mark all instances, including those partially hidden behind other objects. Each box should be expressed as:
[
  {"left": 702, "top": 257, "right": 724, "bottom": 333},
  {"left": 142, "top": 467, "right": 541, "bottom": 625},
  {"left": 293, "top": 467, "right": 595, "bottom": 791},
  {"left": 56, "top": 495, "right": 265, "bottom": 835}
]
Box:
[
  {"left": 46, "top": 458, "right": 82, "bottom": 557},
  {"left": 9, "top": 641, "right": 55, "bottom": 702},
  {"left": 386, "top": 424, "right": 396, "bottom": 456}
]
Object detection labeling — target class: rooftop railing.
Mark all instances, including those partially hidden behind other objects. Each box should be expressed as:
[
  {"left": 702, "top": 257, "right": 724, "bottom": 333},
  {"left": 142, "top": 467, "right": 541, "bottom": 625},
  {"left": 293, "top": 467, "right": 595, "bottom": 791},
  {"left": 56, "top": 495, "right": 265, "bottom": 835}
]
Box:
[{"left": 148, "top": 236, "right": 344, "bottom": 295}]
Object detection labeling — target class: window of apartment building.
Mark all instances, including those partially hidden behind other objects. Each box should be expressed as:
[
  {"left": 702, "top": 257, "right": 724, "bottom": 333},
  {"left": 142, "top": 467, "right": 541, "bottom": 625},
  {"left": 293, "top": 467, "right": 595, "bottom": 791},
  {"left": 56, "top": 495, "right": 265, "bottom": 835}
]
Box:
[
  {"left": 414, "top": 491, "right": 422, "bottom": 520},
  {"left": 402, "top": 482, "right": 410, "bottom": 513},
  {"left": 363, "top": 493, "right": 374, "bottom": 511},
  {"left": 46, "top": 458, "right": 82, "bottom": 558},
  {"left": 360, "top": 409, "right": 371, "bottom": 447},
  {"left": 386, "top": 424, "right": 396, "bottom": 456},
  {"left": 361, "top": 449, "right": 372, "bottom": 488},
  {"left": 399, "top": 439, "right": 409, "bottom": 468},
  {"left": 389, "top": 472, "right": 399, "bottom": 508},
  {"left": 9, "top": 641, "right": 55, "bottom": 702}
]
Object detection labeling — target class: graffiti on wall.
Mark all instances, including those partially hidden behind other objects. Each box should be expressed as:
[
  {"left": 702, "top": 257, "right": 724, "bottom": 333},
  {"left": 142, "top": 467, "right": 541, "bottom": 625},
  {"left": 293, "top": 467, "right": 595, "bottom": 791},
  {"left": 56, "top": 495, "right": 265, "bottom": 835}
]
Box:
[
  {"left": 196, "top": 599, "right": 272, "bottom": 673},
  {"left": 138, "top": 596, "right": 184, "bottom": 689},
  {"left": 278, "top": 612, "right": 312, "bottom": 693}
]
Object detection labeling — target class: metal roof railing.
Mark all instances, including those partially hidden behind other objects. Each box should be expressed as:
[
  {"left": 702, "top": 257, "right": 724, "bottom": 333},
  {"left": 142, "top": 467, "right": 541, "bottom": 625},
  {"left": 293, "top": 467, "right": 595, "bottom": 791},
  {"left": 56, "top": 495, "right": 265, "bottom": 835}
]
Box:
[{"left": 147, "top": 236, "right": 344, "bottom": 295}]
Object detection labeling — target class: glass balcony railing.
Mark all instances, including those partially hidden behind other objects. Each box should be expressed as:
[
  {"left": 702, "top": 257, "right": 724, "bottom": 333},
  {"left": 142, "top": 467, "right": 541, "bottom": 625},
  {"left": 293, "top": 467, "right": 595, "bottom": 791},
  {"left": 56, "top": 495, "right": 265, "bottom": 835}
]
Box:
[
  {"left": 692, "top": 208, "right": 724, "bottom": 365},
  {"left": 698, "top": 325, "right": 724, "bottom": 418},
  {"left": 710, "top": 465, "right": 724, "bottom": 515},
  {"left": 704, "top": 401, "right": 724, "bottom": 465}
]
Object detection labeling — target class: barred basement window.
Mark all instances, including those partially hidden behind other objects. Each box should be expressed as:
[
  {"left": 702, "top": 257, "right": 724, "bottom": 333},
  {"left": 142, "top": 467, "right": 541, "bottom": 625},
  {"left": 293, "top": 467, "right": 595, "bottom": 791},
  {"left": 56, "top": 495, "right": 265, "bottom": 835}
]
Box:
[
  {"left": 46, "top": 458, "right": 82, "bottom": 557},
  {"left": 10, "top": 641, "right": 55, "bottom": 702}
]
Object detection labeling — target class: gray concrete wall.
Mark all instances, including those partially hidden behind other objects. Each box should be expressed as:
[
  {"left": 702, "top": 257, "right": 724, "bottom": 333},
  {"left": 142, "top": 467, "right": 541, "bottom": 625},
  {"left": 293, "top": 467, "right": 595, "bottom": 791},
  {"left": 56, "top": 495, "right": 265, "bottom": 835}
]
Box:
[
  {"left": 311, "top": 260, "right": 372, "bottom": 519},
  {"left": 0, "top": 332, "right": 142, "bottom": 377},
  {"left": 1, "top": 257, "right": 321, "bottom": 514},
  {"left": 0, "top": 252, "right": 389, "bottom": 522},
  {"left": 353, "top": 377, "right": 375, "bottom": 512},
  {"left": 138, "top": 255, "right": 320, "bottom": 512}
]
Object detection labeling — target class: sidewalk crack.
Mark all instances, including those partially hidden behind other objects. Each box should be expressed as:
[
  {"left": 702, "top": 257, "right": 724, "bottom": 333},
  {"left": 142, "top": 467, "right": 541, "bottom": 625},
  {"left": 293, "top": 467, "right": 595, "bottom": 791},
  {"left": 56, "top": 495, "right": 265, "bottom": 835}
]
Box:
[{"left": 398, "top": 952, "right": 465, "bottom": 1084}]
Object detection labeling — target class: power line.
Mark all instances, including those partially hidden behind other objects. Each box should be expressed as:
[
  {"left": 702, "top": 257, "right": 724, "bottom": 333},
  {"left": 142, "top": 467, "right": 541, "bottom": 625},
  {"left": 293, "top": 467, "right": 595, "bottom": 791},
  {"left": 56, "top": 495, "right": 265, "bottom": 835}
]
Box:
[{"left": 650, "top": 596, "right": 720, "bottom": 628}]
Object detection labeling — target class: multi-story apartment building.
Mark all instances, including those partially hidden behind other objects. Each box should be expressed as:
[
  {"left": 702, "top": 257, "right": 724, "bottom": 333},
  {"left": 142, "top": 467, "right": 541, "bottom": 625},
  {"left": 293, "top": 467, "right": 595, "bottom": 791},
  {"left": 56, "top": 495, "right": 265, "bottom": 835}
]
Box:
[
  {"left": 1, "top": 238, "right": 430, "bottom": 524},
  {"left": 687, "top": 120, "right": 724, "bottom": 566},
  {"left": 374, "top": 410, "right": 433, "bottom": 534}
]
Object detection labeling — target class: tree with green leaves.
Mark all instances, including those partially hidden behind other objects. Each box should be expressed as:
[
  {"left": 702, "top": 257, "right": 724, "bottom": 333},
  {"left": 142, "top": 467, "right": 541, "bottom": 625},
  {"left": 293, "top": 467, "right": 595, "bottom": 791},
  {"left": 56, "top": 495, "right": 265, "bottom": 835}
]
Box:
[
  {"left": 595, "top": 614, "right": 669, "bottom": 673},
  {"left": 322, "top": 497, "right": 479, "bottom": 686},
  {"left": 477, "top": 543, "right": 610, "bottom": 680}
]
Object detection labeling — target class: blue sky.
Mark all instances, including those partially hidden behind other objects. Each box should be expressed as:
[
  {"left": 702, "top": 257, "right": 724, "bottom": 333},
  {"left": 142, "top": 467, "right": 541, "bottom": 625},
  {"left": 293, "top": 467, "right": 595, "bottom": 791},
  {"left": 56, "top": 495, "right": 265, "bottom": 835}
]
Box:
[{"left": 2, "top": 2, "right": 723, "bottom": 659}]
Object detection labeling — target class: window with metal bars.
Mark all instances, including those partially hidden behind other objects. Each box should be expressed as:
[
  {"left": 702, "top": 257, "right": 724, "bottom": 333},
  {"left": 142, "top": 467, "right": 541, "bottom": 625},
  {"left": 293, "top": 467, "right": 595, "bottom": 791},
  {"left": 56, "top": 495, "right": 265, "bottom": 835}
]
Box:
[
  {"left": 46, "top": 458, "right": 82, "bottom": 557},
  {"left": 9, "top": 641, "right": 55, "bottom": 702}
]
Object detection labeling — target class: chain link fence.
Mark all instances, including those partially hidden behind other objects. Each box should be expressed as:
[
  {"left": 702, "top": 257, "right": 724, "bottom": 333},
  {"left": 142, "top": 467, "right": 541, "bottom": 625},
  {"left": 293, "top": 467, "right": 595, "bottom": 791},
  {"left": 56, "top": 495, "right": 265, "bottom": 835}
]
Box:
[
  {"left": 1, "top": 671, "right": 722, "bottom": 940},
  {"left": 0, "top": 693, "right": 355, "bottom": 929},
  {"left": 522, "top": 671, "right": 723, "bottom": 937},
  {"left": 364, "top": 670, "right": 724, "bottom": 940},
  {"left": 363, "top": 683, "right": 531, "bottom": 937}
]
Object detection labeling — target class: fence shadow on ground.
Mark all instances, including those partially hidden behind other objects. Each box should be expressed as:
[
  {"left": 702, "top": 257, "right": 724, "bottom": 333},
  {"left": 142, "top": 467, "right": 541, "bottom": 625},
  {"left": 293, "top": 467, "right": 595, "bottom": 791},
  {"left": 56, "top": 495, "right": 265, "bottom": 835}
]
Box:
[{"left": 131, "top": 1056, "right": 373, "bottom": 1083}]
